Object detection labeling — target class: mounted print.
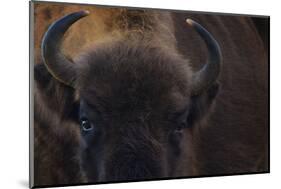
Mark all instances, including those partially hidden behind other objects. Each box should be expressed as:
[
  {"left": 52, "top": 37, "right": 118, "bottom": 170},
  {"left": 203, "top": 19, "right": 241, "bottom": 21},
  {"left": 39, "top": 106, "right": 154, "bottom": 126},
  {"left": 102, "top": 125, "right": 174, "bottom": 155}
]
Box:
[{"left": 29, "top": 0, "right": 269, "bottom": 188}]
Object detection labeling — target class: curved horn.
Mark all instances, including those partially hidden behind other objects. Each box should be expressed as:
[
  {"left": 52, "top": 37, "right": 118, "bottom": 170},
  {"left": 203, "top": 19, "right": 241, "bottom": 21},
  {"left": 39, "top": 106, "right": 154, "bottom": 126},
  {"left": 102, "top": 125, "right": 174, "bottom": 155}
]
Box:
[
  {"left": 186, "top": 19, "right": 222, "bottom": 96},
  {"left": 41, "top": 10, "right": 90, "bottom": 87}
]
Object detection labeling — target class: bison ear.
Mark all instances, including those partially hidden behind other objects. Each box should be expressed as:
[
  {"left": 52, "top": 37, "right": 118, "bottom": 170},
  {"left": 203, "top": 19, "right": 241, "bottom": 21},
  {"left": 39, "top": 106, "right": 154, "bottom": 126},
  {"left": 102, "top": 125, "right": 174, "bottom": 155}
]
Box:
[
  {"left": 34, "top": 63, "right": 52, "bottom": 89},
  {"left": 34, "top": 63, "right": 79, "bottom": 122},
  {"left": 187, "top": 82, "right": 219, "bottom": 126}
]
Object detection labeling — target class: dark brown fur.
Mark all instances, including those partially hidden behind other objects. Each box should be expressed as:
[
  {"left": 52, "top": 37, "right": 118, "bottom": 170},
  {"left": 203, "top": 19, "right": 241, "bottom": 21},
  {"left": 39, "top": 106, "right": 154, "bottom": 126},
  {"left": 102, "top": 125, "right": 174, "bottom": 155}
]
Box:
[
  {"left": 33, "top": 2, "right": 268, "bottom": 187},
  {"left": 34, "top": 64, "right": 87, "bottom": 185},
  {"left": 172, "top": 13, "right": 268, "bottom": 174}
]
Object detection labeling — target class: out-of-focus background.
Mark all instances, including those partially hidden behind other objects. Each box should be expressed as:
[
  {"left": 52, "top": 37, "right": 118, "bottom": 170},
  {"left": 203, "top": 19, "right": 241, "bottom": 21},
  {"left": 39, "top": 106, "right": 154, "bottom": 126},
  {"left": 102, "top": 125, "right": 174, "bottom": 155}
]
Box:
[{"left": 34, "top": 3, "right": 117, "bottom": 63}]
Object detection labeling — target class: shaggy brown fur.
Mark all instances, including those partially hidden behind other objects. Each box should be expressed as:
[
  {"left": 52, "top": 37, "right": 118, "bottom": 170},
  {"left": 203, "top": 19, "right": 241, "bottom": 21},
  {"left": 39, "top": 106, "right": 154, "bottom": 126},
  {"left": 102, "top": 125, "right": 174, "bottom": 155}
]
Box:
[
  {"left": 172, "top": 12, "right": 268, "bottom": 174},
  {"left": 32, "top": 1, "right": 268, "bottom": 187},
  {"left": 34, "top": 64, "right": 87, "bottom": 186}
]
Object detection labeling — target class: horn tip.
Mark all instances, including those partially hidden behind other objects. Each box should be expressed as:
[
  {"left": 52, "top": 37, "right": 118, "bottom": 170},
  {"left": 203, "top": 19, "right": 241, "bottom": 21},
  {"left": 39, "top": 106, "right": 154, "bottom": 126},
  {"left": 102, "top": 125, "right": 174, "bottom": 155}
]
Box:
[
  {"left": 186, "top": 18, "right": 194, "bottom": 26},
  {"left": 82, "top": 10, "right": 90, "bottom": 15}
]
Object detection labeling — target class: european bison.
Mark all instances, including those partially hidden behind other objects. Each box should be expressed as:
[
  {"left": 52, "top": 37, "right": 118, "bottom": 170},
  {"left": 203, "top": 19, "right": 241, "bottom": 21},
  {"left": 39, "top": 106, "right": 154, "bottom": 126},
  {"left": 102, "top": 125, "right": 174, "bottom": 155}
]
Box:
[{"left": 32, "top": 2, "right": 268, "bottom": 187}]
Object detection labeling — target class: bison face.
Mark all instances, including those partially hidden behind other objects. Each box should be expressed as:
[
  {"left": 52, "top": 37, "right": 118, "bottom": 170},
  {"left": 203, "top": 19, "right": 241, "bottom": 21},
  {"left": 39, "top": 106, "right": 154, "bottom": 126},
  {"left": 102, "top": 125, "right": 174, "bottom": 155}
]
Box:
[
  {"left": 76, "top": 41, "right": 195, "bottom": 181},
  {"left": 41, "top": 11, "right": 221, "bottom": 182}
]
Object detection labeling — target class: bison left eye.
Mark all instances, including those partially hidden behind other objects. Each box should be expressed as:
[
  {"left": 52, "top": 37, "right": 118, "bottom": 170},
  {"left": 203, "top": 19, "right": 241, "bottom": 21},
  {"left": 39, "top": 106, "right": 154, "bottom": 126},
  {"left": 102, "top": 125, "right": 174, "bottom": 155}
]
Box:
[
  {"left": 80, "top": 118, "right": 93, "bottom": 132},
  {"left": 175, "top": 120, "right": 188, "bottom": 131},
  {"left": 176, "top": 122, "right": 185, "bottom": 131}
]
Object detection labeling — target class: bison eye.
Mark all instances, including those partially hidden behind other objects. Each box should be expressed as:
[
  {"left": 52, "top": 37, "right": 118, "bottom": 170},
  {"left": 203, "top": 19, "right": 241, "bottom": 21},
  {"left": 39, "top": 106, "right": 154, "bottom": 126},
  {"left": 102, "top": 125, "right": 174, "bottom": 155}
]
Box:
[
  {"left": 175, "top": 121, "right": 187, "bottom": 131},
  {"left": 80, "top": 118, "right": 93, "bottom": 132}
]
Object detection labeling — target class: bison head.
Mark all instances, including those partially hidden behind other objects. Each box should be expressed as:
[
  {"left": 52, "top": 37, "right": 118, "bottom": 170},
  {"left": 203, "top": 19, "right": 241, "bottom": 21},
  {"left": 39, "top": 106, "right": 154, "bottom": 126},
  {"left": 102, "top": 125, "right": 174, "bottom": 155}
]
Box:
[{"left": 41, "top": 10, "right": 222, "bottom": 182}]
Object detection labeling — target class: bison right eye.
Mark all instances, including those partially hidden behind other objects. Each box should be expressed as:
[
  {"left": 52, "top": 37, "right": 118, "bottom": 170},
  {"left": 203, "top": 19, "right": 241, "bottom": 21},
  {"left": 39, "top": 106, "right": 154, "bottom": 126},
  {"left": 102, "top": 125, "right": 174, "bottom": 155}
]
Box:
[{"left": 80, "top": 118, "right": 93, "bottom": 132}]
